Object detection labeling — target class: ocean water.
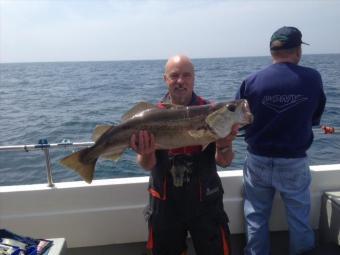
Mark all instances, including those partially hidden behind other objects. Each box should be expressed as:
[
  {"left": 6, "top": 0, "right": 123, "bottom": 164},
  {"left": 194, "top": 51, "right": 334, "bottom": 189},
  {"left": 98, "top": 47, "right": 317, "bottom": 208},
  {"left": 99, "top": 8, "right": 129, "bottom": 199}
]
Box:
[{"left": 1, "top": 54, "right": 339, "bottom": 186}]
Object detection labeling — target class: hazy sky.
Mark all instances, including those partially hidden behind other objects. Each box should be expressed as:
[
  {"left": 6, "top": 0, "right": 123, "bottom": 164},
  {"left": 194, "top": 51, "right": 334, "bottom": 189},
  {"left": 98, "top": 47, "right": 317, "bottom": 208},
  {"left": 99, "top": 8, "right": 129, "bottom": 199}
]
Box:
[{"left": 1, "top": 0, "right": 339, "bottom": 63}]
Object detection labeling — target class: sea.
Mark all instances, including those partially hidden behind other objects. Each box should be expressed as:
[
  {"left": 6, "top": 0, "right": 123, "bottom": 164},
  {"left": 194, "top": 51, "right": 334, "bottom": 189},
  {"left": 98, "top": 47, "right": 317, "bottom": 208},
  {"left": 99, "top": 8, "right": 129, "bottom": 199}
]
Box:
[{"left": 1, "top": 54, "right": 340, "bottom": 186}]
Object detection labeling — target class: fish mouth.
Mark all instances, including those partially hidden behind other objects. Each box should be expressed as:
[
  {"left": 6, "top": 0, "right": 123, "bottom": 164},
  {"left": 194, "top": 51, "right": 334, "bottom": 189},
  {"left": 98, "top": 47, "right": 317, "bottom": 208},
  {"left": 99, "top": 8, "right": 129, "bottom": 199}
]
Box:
[{"left": 239, "top": 100, "right": 253, "bottom": 125}]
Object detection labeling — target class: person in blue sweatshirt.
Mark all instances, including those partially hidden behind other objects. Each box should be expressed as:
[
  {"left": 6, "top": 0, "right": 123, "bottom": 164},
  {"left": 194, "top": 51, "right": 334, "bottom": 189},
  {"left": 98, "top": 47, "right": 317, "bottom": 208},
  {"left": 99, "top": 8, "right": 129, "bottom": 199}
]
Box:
[{"left": 236, "top": 26, "right": 326, "bottom": 255}]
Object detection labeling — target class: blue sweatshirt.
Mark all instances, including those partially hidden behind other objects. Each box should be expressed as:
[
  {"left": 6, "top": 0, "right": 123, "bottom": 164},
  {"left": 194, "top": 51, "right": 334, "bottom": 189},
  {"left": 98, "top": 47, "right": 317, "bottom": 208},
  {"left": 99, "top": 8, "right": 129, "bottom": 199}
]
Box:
[{"left": 236, "top": 63, "right": 326, "bottom": 158}]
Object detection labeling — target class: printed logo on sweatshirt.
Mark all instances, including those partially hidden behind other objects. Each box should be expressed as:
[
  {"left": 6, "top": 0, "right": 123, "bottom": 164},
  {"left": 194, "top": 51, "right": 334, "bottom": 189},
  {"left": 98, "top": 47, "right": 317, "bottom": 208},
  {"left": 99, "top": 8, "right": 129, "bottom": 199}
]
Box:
[{"left": 262, "top": 94, "right": 308, "bottom": 113}]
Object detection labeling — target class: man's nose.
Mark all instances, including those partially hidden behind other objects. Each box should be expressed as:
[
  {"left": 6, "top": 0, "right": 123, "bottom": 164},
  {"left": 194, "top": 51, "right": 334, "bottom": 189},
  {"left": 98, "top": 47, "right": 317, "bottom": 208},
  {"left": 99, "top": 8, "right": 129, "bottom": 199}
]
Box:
[
  {"left": 177, "top": 77, "right": 184, "bottom": 84},
  {"left": 176, "top": 75, "right": 186, "bottom": 84}
]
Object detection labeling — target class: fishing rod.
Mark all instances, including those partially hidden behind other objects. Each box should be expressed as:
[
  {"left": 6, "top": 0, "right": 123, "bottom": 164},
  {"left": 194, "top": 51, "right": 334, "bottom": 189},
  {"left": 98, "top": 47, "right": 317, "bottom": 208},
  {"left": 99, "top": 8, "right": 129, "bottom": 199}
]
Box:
[{"left": 235, "top": 125, "right": 338, "bottom": 137}]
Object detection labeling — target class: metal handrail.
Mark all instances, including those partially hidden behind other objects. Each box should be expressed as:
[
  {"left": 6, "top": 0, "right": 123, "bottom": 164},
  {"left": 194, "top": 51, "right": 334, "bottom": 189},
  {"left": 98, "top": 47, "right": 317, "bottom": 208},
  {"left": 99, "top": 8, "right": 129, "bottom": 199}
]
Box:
[
  {"left": 0, "top": 141, "right": 94, "bottom": 152},
  {"left": 0, "top": 139, "right": 95, "bottom": 187},
  {"left": 0, "top": 126, "right": 337, "bottom": 187}
]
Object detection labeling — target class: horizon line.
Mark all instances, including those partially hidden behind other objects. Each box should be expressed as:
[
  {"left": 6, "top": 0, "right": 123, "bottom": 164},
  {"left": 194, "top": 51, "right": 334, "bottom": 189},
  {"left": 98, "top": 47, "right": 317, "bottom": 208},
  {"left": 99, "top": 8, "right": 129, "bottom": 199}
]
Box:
[{"left": 1, "top": 52, "right": 340, "bottom": 65}]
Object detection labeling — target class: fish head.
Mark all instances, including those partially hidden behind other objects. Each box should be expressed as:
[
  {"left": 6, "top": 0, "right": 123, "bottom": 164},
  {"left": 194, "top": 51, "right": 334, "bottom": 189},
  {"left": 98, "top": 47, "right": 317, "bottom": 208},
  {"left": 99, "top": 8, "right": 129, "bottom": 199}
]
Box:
[
  {"left": 206, "top": 99, "right": 253, "bottom": 138},
  {"left": 232, "top": 99, "right": 253, "bottom": 126}
]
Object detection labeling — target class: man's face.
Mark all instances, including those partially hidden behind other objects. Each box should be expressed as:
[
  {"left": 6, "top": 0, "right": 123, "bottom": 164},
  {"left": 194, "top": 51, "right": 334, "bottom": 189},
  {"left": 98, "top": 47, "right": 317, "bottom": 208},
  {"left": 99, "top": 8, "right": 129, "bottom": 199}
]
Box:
[{"left": 164, "top": 57, "right": 194, "bottom": 106}]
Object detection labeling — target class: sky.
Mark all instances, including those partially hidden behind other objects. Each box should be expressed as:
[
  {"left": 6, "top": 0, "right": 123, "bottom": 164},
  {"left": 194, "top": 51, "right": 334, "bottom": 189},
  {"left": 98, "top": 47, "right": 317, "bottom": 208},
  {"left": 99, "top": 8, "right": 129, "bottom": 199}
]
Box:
[{"left": 0, "top": 0, "right": 340, "bottom": 63}]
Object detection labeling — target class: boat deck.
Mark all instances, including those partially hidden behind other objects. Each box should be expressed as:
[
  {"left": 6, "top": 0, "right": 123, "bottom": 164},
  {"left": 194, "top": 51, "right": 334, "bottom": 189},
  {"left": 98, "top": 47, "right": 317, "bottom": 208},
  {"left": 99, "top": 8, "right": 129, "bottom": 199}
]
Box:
[{"left": 67, "top": 231, "right": 340, "bottom": 255}]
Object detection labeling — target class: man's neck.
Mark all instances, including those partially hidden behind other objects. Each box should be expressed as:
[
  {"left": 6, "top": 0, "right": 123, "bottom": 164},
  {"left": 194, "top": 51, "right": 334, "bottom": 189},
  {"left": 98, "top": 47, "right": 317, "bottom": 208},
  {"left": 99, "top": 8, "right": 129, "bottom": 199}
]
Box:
[
  {"left": 170, "top": 97, "right": 191, "bottom": 106},
  {"left": 272, "top": 57, "right": 299, "bottom": 64},
  {"left": 168, "top": 93, "right": 194, "bottom": 106}
]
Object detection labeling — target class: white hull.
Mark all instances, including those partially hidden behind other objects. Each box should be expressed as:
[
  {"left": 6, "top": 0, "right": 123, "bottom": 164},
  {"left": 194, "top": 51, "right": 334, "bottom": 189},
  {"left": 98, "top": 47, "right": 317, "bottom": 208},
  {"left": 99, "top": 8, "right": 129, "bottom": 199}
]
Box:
[{"left": 1, "top": 164, "right": 340, "bottom": 248}]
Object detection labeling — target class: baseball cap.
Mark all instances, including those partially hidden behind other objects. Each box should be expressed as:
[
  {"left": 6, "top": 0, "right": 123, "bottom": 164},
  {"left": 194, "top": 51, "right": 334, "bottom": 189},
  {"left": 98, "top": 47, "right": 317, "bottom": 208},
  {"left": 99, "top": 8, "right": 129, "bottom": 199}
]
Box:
[{"left": 270, "top": 26, "right": 309, "bottom": 51}]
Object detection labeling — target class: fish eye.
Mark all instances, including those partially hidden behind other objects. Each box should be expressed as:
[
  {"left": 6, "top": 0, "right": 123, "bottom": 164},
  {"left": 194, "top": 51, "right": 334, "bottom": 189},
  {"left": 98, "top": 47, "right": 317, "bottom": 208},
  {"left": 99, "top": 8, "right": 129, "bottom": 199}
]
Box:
[{"left": 227, "top": 104, "right": 236, "bottom": 112}]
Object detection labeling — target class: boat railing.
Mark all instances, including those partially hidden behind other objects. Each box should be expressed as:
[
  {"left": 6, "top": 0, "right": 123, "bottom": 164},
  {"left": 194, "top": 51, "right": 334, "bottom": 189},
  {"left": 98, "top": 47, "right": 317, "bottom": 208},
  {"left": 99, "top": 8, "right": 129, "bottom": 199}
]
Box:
[
  {"left": 0, "top": 126, "right": 337, "bottom": 187},
  {"left": 0, "top": 139, "right": 94, "bottom": 187}
]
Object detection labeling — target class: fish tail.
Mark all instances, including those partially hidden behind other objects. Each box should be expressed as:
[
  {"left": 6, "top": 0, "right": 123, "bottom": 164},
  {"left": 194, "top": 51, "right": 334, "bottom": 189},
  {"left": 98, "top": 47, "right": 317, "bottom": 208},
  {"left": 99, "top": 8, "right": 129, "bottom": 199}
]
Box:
[{"left": 60, "top": 148, "right": 97, "bottom": 184}]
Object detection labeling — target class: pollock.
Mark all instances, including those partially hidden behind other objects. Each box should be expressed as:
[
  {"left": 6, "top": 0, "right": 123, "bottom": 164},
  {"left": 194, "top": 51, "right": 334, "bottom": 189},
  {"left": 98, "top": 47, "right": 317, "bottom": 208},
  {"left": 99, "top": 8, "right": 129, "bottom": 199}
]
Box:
[{"left": 60, "top": 99, "right": 253, "bottom": 183}]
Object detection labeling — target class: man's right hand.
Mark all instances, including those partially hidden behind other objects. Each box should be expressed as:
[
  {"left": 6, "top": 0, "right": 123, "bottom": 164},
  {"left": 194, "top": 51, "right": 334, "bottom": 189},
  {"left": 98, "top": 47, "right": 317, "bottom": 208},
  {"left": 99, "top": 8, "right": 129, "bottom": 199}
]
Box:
[
  {"left": 130, "top": 130, "right": 157, "bottom": 170},
  {"left": 130, "top": 130, "right": 156, "bottom": 155}
]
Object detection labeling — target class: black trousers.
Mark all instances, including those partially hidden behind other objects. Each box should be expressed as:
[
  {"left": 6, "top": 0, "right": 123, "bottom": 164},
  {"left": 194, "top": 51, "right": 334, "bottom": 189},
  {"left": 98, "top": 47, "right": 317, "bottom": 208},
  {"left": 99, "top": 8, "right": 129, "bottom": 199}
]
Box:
[{"left": 146, "top": 177, "right": 231, "bottom": 255}]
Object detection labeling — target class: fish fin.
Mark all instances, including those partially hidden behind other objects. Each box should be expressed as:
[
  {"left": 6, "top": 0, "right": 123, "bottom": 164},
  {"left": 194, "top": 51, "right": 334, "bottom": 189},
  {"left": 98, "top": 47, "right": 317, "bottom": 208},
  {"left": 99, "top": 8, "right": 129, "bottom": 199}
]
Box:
[
  {"left": 92, "top": 125, "right": 112, "bottom": 141},
  {"left": 188, "top": 129, "right": 207, "bottom": 138},
  {"left": 101, "top": 150, "right": 124, "bottom": 161},
  {"left": 206, "top": 107, "right": 231, "bottom": 138},
  {"left": 122, "top": 102, "right": 157, "bottom": 122},
  {"left": 60, "top": 149, "right": 97, "bottom": 184}
]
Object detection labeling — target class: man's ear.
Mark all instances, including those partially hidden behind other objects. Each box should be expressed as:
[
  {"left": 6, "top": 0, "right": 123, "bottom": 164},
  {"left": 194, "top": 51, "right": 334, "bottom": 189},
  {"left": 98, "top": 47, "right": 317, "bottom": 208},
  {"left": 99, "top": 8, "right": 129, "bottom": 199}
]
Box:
[{"left": 296, "top": 47, "right": 302, "bottom": 59}]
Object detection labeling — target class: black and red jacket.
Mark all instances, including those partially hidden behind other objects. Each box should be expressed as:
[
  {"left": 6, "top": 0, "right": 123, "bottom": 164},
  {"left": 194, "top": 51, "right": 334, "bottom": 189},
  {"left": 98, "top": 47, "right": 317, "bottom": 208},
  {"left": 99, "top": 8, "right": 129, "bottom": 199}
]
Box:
[{"left": 148, "top": 92, "right": 224, "bottom": 203}]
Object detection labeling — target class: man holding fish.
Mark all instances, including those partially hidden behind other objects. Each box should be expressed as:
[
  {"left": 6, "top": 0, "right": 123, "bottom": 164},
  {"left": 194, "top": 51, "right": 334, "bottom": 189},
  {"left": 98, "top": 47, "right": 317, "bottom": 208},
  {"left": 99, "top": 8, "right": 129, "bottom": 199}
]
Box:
[
  {"left": 60, "top": 54, "right": 253, "bottom": 254},
  {"left": 130, "top": 55, "right": 245, "bottom": 255}
]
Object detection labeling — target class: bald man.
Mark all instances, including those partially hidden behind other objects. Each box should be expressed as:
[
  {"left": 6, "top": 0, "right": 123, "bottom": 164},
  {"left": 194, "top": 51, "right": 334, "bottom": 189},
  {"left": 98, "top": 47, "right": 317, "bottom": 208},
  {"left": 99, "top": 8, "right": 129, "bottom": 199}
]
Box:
[{"left": 130, "top": 55, "right": 237, "bottom": 255}]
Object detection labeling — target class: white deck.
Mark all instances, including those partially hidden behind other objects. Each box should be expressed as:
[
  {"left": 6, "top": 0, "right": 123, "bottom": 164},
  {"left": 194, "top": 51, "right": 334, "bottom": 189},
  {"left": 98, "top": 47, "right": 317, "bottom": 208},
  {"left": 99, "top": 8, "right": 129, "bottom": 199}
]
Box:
[{"left": 1, "top": 164, "right": 340, "bottom": 248}]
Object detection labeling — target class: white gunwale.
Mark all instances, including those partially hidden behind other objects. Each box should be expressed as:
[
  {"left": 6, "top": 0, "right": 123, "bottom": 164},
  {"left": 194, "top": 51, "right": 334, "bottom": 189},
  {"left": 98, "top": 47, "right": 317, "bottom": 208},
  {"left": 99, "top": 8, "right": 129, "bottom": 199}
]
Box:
[{"left": 1, "top": 164, "right": 340, "bottom": 248}]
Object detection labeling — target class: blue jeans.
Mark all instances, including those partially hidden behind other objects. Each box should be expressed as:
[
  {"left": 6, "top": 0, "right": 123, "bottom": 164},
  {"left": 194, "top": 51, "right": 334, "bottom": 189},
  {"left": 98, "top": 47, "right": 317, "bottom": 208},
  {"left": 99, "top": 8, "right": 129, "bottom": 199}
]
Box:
[{"left": 243, "top": 152, "right": 315, "bottom": 255}]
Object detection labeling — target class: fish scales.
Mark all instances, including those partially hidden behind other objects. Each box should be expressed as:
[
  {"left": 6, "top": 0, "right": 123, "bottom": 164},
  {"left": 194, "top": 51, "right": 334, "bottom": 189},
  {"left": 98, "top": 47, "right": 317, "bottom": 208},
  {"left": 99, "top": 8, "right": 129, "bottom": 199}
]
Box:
[{"left": 60, "top": 99, "right": 253, "bottom": 183}]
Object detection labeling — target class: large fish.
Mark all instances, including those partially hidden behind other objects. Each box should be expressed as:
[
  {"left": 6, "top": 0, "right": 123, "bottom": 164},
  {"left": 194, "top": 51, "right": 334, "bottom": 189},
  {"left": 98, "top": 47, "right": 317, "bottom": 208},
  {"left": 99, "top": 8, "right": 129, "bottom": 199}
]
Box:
[{"left": 60, "top": 99, "right": 253, "bottom": 183}]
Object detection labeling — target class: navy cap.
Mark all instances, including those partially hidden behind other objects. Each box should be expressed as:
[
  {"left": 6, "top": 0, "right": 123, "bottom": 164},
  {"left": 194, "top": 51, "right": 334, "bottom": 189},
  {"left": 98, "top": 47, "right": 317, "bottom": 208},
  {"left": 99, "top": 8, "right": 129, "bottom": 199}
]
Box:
[{"left": 270, "top": 26, "right": 309, "bottom": 51}]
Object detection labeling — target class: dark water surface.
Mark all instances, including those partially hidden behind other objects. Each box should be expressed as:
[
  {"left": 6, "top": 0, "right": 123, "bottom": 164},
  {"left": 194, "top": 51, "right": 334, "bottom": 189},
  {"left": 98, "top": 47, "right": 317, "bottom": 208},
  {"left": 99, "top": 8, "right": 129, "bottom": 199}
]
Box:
[{"left": 1, "top": 54, "right": 339, "bottom": 186}]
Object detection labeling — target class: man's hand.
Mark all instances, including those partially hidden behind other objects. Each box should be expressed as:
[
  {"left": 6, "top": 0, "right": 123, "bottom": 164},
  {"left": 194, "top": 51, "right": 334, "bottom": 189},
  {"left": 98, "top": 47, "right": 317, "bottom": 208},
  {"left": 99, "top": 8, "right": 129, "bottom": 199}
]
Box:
[
  {"left": 130, "top": 130, "right": 156, "bottom": 155},
  {"left": 215, "top": 124, "right": 240, "bottom": 167},
  {"left": 130, "top": 130, "right": 156, "bottom": 170}
]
